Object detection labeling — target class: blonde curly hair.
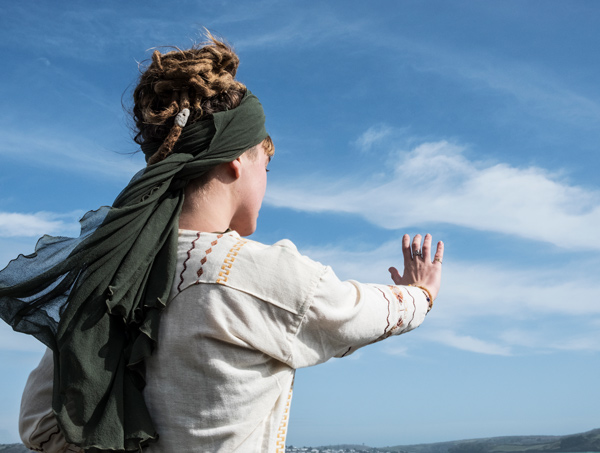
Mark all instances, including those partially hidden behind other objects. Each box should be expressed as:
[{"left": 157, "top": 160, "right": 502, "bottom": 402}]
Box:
[{"left": 132, "top": 32, "right": 272, "bottom": 165}]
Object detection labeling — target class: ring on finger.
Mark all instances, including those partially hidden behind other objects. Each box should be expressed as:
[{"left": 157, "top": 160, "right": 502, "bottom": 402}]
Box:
[
  {"left": 434, "top": 258, "right": 442, "bottom": 264},
  {"left": 414, "top": 249, "right": 423, "bottom": 258}
]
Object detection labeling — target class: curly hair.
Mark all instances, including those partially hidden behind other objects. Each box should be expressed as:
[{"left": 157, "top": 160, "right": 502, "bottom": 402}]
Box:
[{"left": 132, "top": 32, "right": 268, "bottom": 165}]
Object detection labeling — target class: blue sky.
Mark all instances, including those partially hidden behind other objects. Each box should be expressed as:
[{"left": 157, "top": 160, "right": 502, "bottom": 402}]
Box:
[{"left": 1, "top": 0, "right": 599, "bottom": 448}]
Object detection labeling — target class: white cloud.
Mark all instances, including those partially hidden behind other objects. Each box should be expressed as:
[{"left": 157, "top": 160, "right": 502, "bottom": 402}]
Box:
[
  {"left": 232, "top": 5, "right": 367, "bottom": 51},
  {"left": 379, "top": 33, "right": 600, "bottom": 127},
  {"left": 302, "top": 239, "right": 600, "bottom": 319},
  {"left": 439, "top": 262, "right": 600, "bottom": 318},
  {"left": 267, "top": 139, "right": 600, "bottom": 250},
  {"left": 382, "top": 343, "right": 409, "bottom": 357},
  {"left": 353, "top": 124, "right": 394, "bottom": 152},
  {"left": 239, "top": 16, "right": 600, "bottom": 127},
  {"left": 1, "top": 128, "right": 142, "bottom": 181},
  {"left": 297, "top": 239, "right": 600, "bottom": 355},
  {"left": 0, "top": 211, "right": 82, "bottom": 238},
  {"left": 452, "top": 54, "right": 600, "bottom": 126},
  {"left": 499, "top": 328, "right": 600, "bottom": 353},
  {"left": 426, "top": 329, "right": 511, "bottom": 356}
]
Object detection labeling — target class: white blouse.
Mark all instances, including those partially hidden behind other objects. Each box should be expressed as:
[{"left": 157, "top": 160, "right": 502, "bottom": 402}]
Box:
[{"left": 20, "top": 230, "right": 430, "bottom": 453}]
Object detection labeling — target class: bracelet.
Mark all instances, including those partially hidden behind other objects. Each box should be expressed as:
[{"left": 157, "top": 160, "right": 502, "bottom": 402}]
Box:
[{"left": 409, "top": 284, "right": 434, "bottom": 311}]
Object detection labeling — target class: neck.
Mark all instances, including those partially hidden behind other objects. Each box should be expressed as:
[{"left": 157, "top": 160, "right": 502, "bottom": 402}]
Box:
[{"left": 178, "top": 169, "right": 236, "bottom": 233}]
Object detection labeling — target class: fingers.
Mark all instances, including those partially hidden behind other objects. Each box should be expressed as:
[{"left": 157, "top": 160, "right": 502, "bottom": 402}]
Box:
[
  {"left": 393, "top": 233, "right": 443, "bottom": 300},
  {"left": 412, "top": 234, "right": 422, "bottom": 259},
  {"left": 402, "top": 234, "right": 412, "bottom": 263},
  {"left": 388, "top": 266, "right": 401, "bottom": 285},
  {"left": 422, "top": 234, "right": 432, "bottom": 261},
  {"left": 406, "top": 233, "right": 438, "bottom": 263},
  {"left": 433, "top": 241, "right": 444, "bottom": 265}
]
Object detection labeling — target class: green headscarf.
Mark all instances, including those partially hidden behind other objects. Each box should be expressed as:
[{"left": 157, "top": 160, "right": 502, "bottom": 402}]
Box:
[{"left": 0, "top": 91, "right": 268, "bottom": 452}]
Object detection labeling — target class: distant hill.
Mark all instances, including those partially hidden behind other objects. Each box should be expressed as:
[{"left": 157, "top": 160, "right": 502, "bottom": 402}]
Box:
[
  {"left": 381, "top": 427, "right": 600, "bottom": 453},
  {"left": 0, "top": 445, "right": 28, "bottom": 453},
  {"left": 2, "top": 427, "right": 599, "bottom": 452}
]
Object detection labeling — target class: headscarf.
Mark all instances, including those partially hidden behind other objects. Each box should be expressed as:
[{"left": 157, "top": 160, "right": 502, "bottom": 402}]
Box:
[{"left": 0, "top": 91, "right": 268, "bottom": 452}]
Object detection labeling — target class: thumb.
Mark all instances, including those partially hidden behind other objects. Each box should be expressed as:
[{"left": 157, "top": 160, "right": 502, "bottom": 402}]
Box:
[{"left": 388, "top": 267, "right": 402, "bottom": 285}]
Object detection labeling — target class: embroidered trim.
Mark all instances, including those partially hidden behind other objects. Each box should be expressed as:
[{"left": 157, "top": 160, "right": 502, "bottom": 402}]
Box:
[
  {"left": 405, "top": 287, "right": 417, "bottom": 328},
  {"left": 37, "top": 427, "right": 61, "bottom": 450},
  {"left": 381, "top": 289, "right": 392, "bottom": 333},
  {"left": 177, "top": 232, "right": 201, "bottom": 293},
  {"left": 195, "top": 234, "right": 223, "bottom": 282},
  {"left": 389, "top": 285, "right": 404, "bottom": 304},
  {"left": 369, "top": 286, "right": 407, "bottom": 344},
  {"left": 275, "top": 377, "right": 294, "bottom": 453},
  {"left": 375, "top": 288, "right": 394, "bottom": 342},
  {"left": 389, "top": 285, "right": 406, "bottom": 331},
  {"left": 216, "top": 238, "right": 248, "bottom": 284},
  {"left": 389, "top": 285, "right": 405, "bottom": 332}
]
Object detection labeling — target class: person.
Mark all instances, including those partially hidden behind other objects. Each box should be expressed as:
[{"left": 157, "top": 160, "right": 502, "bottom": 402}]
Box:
[{"left": 3, "top": 34, "right": 443, "bottom": 453}]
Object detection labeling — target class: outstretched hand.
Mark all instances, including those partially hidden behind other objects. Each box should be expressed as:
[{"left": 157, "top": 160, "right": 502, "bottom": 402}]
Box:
[{"left": 388, "top": 234, "right": 444, "bottom": 301}]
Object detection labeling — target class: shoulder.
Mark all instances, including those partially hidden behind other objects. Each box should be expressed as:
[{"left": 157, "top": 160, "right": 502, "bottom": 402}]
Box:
[{"left": 175, "top": 230, "right": 327, "bottom": 315}]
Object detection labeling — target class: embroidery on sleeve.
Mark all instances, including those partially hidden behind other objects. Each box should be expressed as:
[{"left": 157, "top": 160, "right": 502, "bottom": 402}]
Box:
[
  {"left": 388, "top": 285, "right": 404, "bottom": 304},
  {"left": 216, "top": 238, "right": 248, "bottom": 284},
  {"left": 375, "top": 288, "right": 394, "bottom": 342},
  {"left": 405, "top": 287, "right": 417, "bottom": 328},
  {"left": 38, "top": 427, "right": 61, "bottom": 451},
  {"left": 372, "top": 286, "right": 407, "bottom": 343},
  {"left": 388, "top": 285, "right": 405, "bottom": 332}
]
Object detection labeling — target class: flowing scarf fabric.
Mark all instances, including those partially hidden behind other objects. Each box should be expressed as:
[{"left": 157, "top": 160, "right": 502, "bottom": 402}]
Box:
[{"left": 0, "top": 92, "right": 268, "bottom": 452}]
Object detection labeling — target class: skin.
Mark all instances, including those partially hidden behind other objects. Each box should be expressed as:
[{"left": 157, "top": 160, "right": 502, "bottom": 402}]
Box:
[
  {"left": 179, "top": 144, "right": 443, "bottom": 299},
  {"left": 389, "top": 233, "right": 444, "bottom": 300},
  {"left": 178, "top": 144, "right": 270, "bottom": 236}
]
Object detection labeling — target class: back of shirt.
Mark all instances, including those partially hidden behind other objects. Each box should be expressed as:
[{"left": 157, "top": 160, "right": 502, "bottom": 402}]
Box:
[{"left": 143, "top": 230, "right": 429, "bottom": 452}]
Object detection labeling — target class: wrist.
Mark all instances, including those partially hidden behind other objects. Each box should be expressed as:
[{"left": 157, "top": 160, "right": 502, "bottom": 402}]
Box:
[{"left": 409, "top": 284, "right": 434, "bottom": 312}]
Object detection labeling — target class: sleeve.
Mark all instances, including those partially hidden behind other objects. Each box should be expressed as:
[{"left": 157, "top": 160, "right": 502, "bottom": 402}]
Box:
[
  {"left": 19, "top": 348, "right": 83, "bottom": 453},
  {"left": 289, "top": 266, "right": 430, "bottom": 368}
]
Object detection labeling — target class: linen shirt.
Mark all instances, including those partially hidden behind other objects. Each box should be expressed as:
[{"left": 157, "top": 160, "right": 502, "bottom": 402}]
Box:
[{"left": 19, "top": 230, "right": 430, "bottom": 453}]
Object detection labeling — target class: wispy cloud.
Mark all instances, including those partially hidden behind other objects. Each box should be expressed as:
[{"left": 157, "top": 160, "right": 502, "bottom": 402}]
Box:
[
  {"left": 353, "top": 124, "right": 395, "bottom": 153},
  {"left": 1, "top": 128, "right": 142, "bottom": 182},
  {"left": 230, "top": 6, "right": 598, "bottom": 130},
  {"left": 382, "top": 344, "right": 409, "bottom": 357},
  {"left": 0, "top": 211, "right": 82, "bottom": 238},
  {"left": 301, "top": 239, "right": 600, "bottom": 319},
  {"left": 426, "top": 329, "right": 511, "bottom": 356},
  {"left": 439, "top": 261, "right": 600, "bottom": 319},
  {"left": 233, "top": 8, "right": 600, "bottom": 127},
  {"left": 267, "top": 139, "right": 600, "bottom": 250},
  {"left": 385, "top": 36, "right": 600, "bottom": 128},
  {"left": 2, "top": 4, "right": 179, "bottom": 64},
  {"left": 499, "top": 327, "right": 600, "bottom": 353},
  {"left": 452, "top": 55, "right": 600, "bottom": 126},
  {"left": 232, "top": 7, "right": 367, "bottom": 51},
  {"left": 297, "top": 239, "right": 600, "bottom": 355}
]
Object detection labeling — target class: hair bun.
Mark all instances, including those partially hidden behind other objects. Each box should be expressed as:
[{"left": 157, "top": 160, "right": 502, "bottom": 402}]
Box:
[{"left": 132, "top": 32, "right": 248, "bottom": 163}]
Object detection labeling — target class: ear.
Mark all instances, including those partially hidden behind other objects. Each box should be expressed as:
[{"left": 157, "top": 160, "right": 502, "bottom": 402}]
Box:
[{"left": 227, "top": 157, "right": 243, "bottom": 180}]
